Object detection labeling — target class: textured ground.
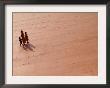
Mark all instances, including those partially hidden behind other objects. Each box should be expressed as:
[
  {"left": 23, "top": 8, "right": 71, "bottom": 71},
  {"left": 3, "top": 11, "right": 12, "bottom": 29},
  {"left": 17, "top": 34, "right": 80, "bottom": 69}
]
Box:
[{"left": 13, "top": 13, "right": 98, "bottom": 76}]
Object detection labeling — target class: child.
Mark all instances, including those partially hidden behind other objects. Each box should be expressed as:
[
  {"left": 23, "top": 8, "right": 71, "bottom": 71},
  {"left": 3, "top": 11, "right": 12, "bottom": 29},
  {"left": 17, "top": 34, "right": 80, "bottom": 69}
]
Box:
[{"left": 19, "top": 37, "right": 22, "bottom": 46}]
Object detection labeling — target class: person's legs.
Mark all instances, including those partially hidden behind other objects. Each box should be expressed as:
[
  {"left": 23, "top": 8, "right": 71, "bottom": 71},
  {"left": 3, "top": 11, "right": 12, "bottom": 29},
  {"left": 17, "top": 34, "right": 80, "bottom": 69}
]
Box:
[
  {"left": 21, "top": 41, "right": 22, "bottom": 46},
  {"left": 22, "top": 37, "right": 25, "bottom": 46},
  {"left": 27, "top": 39, "right": 29, "bottom": 43},
  {"left": 23, "top": 41, "right": 25, "bottom": 46},
  {"left": 20, "top": 41, "right": 22, "bottom": 46}
]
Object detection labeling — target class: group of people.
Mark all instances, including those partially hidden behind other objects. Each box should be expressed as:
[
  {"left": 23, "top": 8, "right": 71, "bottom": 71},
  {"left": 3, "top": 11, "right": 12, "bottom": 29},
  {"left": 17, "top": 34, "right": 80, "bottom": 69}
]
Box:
[{"left": 19, "top": 30, "right": 29, "bottom": 46}]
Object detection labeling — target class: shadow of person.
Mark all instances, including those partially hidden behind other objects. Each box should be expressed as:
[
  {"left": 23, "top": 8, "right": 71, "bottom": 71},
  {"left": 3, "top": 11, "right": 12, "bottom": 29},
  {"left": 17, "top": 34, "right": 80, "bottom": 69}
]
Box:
[
  {"left": 25, "top": 43, "right": 33, "bottom": 51},
  {"left": 23, "top": 43, "right": 36, "bottom": 51},
  {"left": 28, "top": 43, "right": 36, "bottom": 48}
]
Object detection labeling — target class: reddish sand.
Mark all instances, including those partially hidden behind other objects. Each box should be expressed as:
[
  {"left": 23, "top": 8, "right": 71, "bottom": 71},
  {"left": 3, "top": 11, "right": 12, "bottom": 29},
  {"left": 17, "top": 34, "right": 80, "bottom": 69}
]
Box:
[{"left": 13, "top": 13, "right": 98, "bottom": 76}]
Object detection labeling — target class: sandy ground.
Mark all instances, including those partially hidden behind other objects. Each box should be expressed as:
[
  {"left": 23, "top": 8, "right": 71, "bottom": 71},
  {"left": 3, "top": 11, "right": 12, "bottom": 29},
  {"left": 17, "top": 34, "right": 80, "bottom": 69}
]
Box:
[{"left": 13, "top": 13, "right": 98, "bottom": 76}]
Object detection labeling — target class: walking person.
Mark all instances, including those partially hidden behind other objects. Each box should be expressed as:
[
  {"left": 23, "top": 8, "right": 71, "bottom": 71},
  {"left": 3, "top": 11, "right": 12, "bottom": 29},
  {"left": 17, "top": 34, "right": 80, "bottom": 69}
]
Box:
[
  {"left": 19, "top": 37, "right": 22, "bottom": 46},
  {"left": 21, "top": 30, "right": 24, "bottom": 39},
  {"left": 25, "top": 32, "right": 29, "bottom": 44},
  {"left": 21, "top": 30, "right": 26, "bottom": 46}
]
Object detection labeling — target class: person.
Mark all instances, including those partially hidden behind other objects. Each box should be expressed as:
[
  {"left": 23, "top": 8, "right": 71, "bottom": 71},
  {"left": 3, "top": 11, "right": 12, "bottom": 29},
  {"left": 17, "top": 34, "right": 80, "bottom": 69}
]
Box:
[
  {"left": 21, "top": 30, "right": 24, "bottom": 39},
  {"left": 19, "top": 37, "right": 22, "bottom": 46},
  {"left": 25, "top": 32, "right": 29, "bottom": 43},
  {"left": 21, "top": 30, "right": 26, "bottom": 46}
]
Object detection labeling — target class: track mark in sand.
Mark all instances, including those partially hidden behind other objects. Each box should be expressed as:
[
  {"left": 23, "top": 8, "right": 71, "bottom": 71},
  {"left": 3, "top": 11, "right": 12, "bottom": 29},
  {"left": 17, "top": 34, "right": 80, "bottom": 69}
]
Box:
[
  {"left": 33, "top": 54, "right": 34, "bottom": 57},
  {"left": 37, "top": 52, "right": 46, "bottom": 56},
  {"left": 22, "top": 62, "right": 30, "bottom": 66},
  {"left": 27, "top": 56, "right": 29, "bottom": 58},
  {"left": 72, "top": 62, "right": 76, "bottom": 64},
  {"left": 56, "top": 60, "right": 59, "bottom": 63},
  {"left": 22, "top": 63, "right": 26, "bottom": 66}
]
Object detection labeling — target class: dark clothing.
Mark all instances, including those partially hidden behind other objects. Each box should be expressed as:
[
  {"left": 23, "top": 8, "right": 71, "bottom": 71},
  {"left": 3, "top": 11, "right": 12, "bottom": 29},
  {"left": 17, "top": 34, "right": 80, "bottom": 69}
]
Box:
[
  {"left": 21, "top": 33, "right": 24, "bottom": 39},
  {"left": 21, "top": 32, "right": 26, "bottom": 44},
  {"left": 19, "top": 37, "right": 22, "bottom": 46},
  {"left": 25, "top": 33, "right": 29, "bottom": 43},
  {"left": 25, "top": 35, "right": 28, "bottom": 41}
]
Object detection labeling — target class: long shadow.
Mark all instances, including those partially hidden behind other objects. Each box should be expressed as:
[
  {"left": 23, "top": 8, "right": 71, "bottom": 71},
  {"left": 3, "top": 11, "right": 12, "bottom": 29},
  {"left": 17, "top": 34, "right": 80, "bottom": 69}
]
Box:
[
  {"left": 23, "top": 43, "right": 36, "bottom": 51},
  {"left": 28, "top": 43, "right": 36, "bottom": 48}
]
